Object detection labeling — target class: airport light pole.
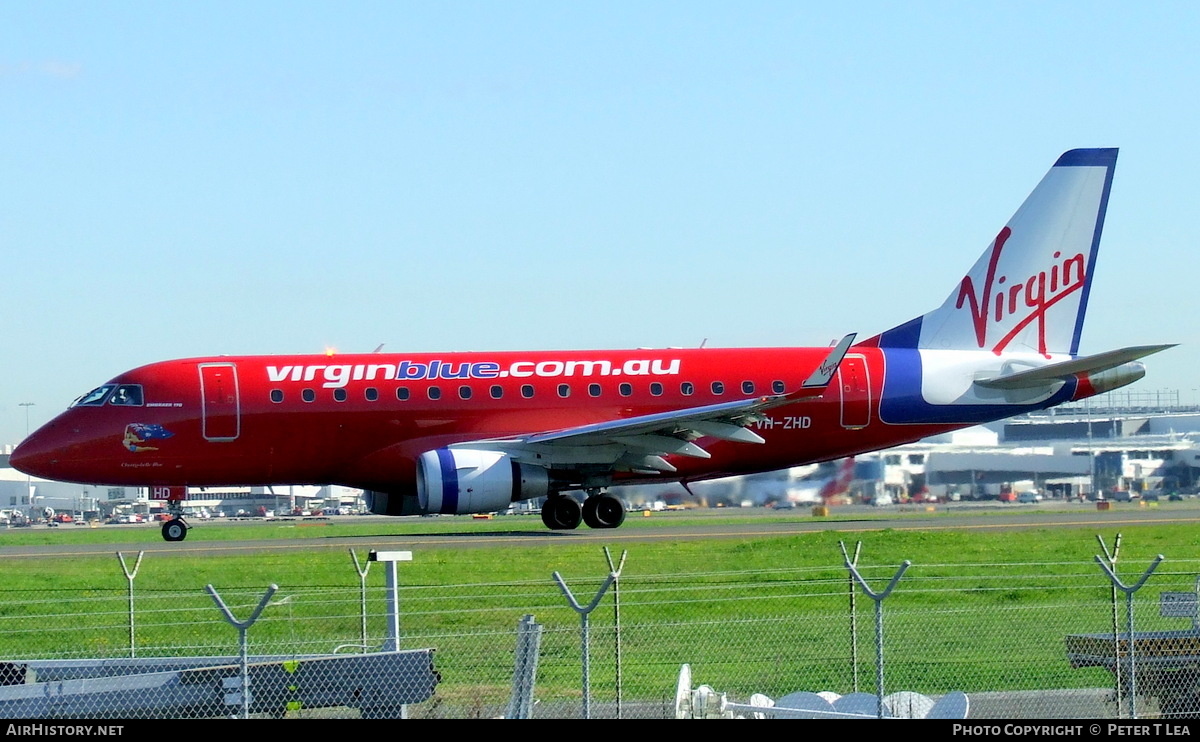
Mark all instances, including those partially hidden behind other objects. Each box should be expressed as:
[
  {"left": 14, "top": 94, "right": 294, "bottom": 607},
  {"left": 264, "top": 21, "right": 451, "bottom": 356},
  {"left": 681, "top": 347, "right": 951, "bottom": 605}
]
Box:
[{"left": 18, "top": 403, "right": 34, "bottom": 519}]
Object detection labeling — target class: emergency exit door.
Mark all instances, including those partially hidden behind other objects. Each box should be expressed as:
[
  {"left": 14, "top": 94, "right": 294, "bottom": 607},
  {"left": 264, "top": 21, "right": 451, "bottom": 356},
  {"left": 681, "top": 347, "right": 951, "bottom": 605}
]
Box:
[{"left": 837, "top": 355, "right": 871, "bottom": 429}]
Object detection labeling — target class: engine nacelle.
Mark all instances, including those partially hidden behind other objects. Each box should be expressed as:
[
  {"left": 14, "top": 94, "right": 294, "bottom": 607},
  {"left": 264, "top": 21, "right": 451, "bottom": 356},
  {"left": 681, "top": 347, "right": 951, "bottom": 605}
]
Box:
[
  {"left": 363, "top": 489, "right": 420, "bottom": 516},
  {"left": 417, "top": 448, "right": 550, "bottom": 515}
]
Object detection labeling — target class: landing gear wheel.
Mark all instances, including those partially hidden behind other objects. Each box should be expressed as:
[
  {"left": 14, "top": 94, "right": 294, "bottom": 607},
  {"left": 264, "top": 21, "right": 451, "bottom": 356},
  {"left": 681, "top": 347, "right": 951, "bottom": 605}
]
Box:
[
  {"left": 161, "top": 518, "right": 188, "bottom": 542},
  {"left": 541, "top": 497, "right": 582, "bottom": 530},
  {"left": 594, "top": 494, "right": 626, "bottom": 528},
  {"left": 582, "top": 494, "right": 626, "bottom": 529}
]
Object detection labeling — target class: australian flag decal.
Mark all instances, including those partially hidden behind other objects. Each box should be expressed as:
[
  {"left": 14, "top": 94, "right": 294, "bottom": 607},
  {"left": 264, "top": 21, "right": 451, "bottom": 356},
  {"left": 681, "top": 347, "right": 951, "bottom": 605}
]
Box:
[{"left": 124, "top": 423, "right": 174, "bottom": 452}]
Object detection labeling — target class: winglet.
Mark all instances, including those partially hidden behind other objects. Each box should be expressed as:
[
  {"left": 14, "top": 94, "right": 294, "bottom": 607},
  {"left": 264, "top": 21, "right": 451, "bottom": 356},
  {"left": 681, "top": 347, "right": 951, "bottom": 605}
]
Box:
[{"left": 802, "top": 333, "right": 856, "bottom": 389}]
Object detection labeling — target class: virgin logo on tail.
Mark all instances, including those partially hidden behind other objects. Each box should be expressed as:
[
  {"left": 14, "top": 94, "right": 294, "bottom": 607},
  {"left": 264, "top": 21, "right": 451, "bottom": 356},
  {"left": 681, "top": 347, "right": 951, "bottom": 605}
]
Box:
[{"left": 954, "top": 227, "right": 1087, "bottom": 356}]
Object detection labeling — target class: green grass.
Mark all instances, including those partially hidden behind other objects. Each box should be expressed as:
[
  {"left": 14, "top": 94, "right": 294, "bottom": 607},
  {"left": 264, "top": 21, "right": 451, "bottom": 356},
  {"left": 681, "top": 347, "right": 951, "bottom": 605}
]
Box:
[
  {"left": 1, "top": 510, "right": 1196, "bottom": 715},
  {"left": 0, "top": 509, "right": 1191, "bottom": 593}
]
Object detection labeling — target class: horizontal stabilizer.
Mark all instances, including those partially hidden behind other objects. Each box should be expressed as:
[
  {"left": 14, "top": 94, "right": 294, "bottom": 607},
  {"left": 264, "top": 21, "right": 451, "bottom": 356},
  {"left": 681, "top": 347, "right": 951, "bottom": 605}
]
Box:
[{"left": 974, "top": 344, "right": 1176, "bottom": 390}]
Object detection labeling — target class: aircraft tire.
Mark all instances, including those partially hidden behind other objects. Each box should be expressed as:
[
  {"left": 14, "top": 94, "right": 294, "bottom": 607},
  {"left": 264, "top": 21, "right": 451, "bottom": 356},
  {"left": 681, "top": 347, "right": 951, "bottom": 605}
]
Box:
[
  {"left": 581, "top": 496, "right": 599, "bottom": 528},
  {"left": 582, "top": 494, "right": 626, "bottom": 528},
  {"left": 541, "top": 497, "right": 582, "bottom": 530},
  {"left": 162, "top": 518, "right": 188, "bottom": 542},
  {"left": 593, "top": 494, "right": 626, "bottom": 528}
]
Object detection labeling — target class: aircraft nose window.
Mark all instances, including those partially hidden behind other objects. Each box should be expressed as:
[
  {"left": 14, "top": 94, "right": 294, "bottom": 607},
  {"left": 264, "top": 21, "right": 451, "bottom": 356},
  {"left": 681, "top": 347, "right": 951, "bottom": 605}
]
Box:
[
  {"left": 108, "top": 385, "right": 144, "bottom": 406},
  {"left": 73, "top": 384, "right": 117, "bottom": 407}
]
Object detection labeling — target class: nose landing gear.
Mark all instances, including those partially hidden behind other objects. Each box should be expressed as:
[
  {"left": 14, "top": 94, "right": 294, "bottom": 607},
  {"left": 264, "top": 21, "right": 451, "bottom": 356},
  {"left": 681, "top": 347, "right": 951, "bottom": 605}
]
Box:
[
  {"left": 161, "top": 517, "right": 190, "bottom": 542},
  {"left": 158, "top": 486, "right": 190, "bottom": 542}
]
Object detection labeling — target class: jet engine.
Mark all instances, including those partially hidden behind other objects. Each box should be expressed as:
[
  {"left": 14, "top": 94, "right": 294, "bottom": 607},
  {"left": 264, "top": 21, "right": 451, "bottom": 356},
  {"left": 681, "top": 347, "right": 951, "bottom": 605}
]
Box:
[
  {"left": 417, "top": 449, "right": 550, "bottom": 515},
  {"left": 363, "top": 449, "right": 552, "bottom": 517}
]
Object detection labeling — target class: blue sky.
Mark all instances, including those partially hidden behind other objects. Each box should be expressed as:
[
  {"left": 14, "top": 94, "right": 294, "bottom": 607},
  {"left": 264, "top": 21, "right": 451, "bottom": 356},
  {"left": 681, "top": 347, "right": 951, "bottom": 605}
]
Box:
[{"left": 3, "top": 2, "right": 1199, "bottom": 445}]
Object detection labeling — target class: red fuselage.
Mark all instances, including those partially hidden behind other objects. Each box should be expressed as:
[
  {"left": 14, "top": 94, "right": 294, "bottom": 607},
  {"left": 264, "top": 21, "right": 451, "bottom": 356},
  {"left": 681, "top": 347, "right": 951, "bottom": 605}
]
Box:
[{"left": 11, "top": 346, "right": 949, "bottom": 495}]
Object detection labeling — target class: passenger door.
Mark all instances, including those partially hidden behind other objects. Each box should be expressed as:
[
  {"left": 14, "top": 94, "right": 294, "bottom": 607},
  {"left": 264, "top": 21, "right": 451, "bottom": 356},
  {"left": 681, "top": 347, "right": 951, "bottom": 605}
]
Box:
[{"left": 199, "top": 363, "right": 240, "bottom": 441}]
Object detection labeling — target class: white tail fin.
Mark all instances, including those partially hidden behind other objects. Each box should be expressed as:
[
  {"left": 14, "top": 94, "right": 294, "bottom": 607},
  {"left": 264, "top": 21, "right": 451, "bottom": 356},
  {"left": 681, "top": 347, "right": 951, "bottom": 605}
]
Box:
[
  {"left": 872, "top": 148, "right": 1117, "bottom": 356},
  {"left": 865, "top": 149, "right": 1152, "bottom": 424}
]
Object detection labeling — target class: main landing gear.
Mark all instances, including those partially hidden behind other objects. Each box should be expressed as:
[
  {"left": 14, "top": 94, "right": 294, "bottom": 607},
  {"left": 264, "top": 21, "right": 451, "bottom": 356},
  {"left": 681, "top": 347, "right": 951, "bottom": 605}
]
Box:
[
  {"left": 161, "top": 517, "right": 189, "bottom": 542},
  {"left": 540, "top": 491, "right": 627, "bottom": 531}
]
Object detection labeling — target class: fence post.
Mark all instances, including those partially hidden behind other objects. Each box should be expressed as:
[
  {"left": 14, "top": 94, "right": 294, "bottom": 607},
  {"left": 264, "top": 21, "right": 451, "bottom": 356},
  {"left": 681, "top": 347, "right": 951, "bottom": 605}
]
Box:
[
  {"left": 839, "top": 540, "right": 863, "bottom": 693},
  {"left": 844, "top": 558, "right": 911, "bottom": 718},
  {"left": 349, "top": 549, "right": 372, "bottom": 653},
  {"left": 1094, "top": 550, "right": 1164, "bottom": 719},
  {"left": 1097, "top": 534, "right": 1124, "bottom": 716},
  {"left": 507, "top": 614, "right": 544, "bottom": 719},
  {"left": 206, "top": 583, "right": 278, "bottom": 719},
  {"left": 603, "top": 547, "right": 628, "bottom": 718},
  {"left": 554, "top": 569, "right": 619, "bottom": 719},
  {"left": 116, "top": 551, "right": 144, "bottom": 659}
]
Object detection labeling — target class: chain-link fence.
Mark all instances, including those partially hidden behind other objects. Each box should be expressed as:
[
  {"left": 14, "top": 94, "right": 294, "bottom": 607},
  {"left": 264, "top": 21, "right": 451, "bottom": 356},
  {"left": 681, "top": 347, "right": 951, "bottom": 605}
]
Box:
[{"left": 3, "top": 542, "right": 1200, "bottom": 719}]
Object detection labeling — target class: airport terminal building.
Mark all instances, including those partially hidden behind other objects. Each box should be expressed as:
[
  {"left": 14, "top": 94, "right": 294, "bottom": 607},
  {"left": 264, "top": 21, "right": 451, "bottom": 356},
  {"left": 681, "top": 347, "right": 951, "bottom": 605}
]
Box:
[{"left": 874, "top": 390, "right": 1200, "bottom": 503}]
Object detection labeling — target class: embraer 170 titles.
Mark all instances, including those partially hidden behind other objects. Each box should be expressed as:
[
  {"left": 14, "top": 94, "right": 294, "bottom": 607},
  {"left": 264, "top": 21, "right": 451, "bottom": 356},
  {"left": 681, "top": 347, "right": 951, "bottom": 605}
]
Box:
[{"left": 11, "top": 148, "right": 1173, "bottom": 542}]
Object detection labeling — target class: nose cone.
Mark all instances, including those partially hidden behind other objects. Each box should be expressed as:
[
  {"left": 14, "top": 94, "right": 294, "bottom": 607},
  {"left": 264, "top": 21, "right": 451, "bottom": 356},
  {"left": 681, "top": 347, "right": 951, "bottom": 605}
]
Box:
[{"left": 10, "top": 426, "right": 60, "bottom": 479}]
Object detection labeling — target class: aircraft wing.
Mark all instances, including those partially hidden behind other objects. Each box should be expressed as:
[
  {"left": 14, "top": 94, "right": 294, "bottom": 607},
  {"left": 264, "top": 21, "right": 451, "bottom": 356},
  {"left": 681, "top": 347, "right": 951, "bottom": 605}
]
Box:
[
  {"left": 451, "top": 334, "right": 856, "bottom": 474},
  {"left": 974, "top": 344, "right": 1175, "bottom": 390}
]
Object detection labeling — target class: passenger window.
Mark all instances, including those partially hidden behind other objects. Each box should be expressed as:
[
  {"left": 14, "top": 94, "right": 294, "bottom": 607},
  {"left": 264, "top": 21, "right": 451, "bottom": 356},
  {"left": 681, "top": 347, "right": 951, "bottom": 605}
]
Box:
[
  {"left": 772, "top": 380, "right": 785, "bottom": 394},
  {"left": 302, "top": 389, "right": 316, "bottom": 403},
  {"left": 650, "top": 382, "right": 663, "bottom": 396},
  {"left": 681, "top": 382, "right": 694, "bottom": 396},
  {"left": 397, "top": 387, "right": 410, "bottom": 401},
  {"left": 333, "top": 389, "right": 347, "bottom": 402},
  {"left": 490, "top": 385, "right": 504, "bottom": 399},
  {"left": 109, "top": 385, "right": 144, "bottom": 406},
  {"left": 558, "top": 384, "right": 570, "bottom": 398},
  {"left": 588, "top": 383, "right": 602, "bottom": 398},
  {"left": 270, "top": 389, "right": 284, "bottom": 403},
  {"left": 365, "top": 387, "right": 379, "bottom": 401},
  {"left": 428, "top": 386, "right": 442, "bottom": 400},
  {"left": 742, "top": 381, "right": 755, "bottom": 395},
  {"left": 619, "top": 383, "right": 633, "bottom": 397},
  {"left": 521, "top": 384, "right": 534, "bottom": 399},
  {"left": 459, "top": 386, "right": 472, "bottom": 400},
  {"left": 711, "top": 381, "right": 725, "bottom": 395}
]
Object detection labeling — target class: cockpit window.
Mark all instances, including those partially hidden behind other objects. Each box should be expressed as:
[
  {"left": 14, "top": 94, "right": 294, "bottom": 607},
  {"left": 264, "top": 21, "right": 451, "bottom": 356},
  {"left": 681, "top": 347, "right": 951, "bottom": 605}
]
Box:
[
  {"left": 108, "top": 385, "right": 144, "bottom": 406},
  {"left": 73, "top": 385, "right": 116, "bottom": 407}
]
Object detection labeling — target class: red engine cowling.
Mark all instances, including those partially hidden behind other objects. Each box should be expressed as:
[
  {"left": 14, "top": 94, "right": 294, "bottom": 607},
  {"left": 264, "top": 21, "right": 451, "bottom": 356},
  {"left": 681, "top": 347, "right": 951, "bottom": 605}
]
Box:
[{"left": 417, "top": 449, "right": 550, "bottom": 515}]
